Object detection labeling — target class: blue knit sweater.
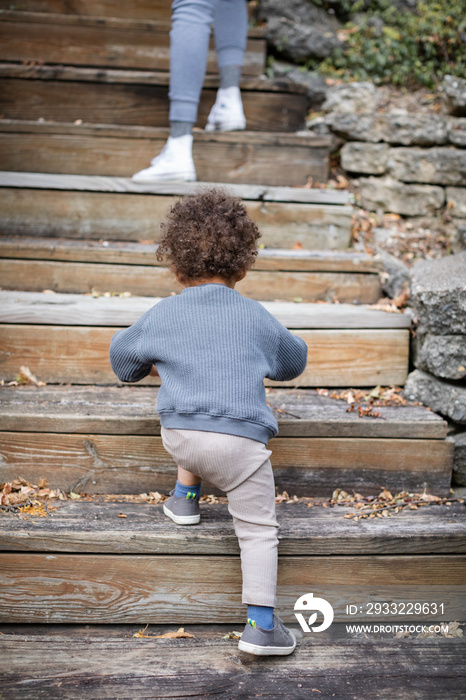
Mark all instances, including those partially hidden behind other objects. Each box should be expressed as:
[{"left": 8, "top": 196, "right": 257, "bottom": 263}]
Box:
[{"left": 109, "top": 283, "right": 308, "bottom": 444}]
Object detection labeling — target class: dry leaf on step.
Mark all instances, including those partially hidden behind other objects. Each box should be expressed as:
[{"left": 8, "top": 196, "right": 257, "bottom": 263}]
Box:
[
  {"left": 17, "top": 366, "right": 46, "bottom": 387},
  {"left": 133, "top": 624, "right": 195, "bottom": 639}
]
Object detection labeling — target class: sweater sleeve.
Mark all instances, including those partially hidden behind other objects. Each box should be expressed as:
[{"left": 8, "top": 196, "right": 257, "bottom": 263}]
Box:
[
  {"left": 109, "top": 311, "right": 154, "bottom": 383},
  {"left": 267, "top": 319, "right": 308, "bottom": 382}
]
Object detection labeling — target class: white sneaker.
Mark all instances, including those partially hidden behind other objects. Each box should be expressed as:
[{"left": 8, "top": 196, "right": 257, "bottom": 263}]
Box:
[
  {"left": 131, "top": 135, "right": 196, "bottom": 183},
  {"left": 205, "top": 86, "right": 246, "bottom": 132}
]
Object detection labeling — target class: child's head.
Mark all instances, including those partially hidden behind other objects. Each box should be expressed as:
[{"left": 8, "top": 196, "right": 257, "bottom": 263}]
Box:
[{"left": 156, "top": 188, "right": 261, "bottom": 285}]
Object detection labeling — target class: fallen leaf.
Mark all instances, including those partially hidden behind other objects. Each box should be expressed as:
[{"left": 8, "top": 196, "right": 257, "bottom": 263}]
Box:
[
  {"left": 222, "top": 631, "right": 242, "bottom": 640},
  {"left": 16, "top": 365, "right": 46, "bottom": 387},
  {"left": 133, "top": 624, "right": 195, "bottom": 639}
]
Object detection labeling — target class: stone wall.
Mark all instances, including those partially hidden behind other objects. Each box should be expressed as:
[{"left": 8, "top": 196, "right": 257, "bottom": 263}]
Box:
[
  {"left": 306, "top": 76, "right": 466, "bottom": 253},
  {"left": 403, "top": 252, "right": 466, "bottom": 486}
]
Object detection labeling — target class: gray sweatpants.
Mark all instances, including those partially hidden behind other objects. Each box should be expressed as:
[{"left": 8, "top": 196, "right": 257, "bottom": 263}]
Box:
[
  {"left": 169, "top": 0, "right": 248, "bottom": 122},
  {"left": 161, "top": 426, "right": 279, "bottom": 607}
]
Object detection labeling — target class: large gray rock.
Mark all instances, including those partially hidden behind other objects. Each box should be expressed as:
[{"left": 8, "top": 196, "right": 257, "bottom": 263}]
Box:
[
  {"left": 272, "top": 61, "right": 328, "bottom": 104},
  {"left": 414, "top": 334, "right": 466, "bottom": 381},
  {"left": 442, "top": 75, "right": 466, "bottom": 117},
  {"left": 359, "top": 176, "right": 445, "bottom": 216},
  {"left": 448, "top": 118, "right": 466, "bottom": 148},
  {"left": 325, "top": 112, "right": 384, "bottom": 142},
  {"left": 260, "top": 1, "right": 341, "bottom": 61},
  {"left": 387, "top": 147, "right": 466, "bottom": 186},
  {"left": 383, "top": 113, "right": 447, "bottom": 147},
  {"left": 375, "top": 249, "right": 411, "bottom": 298},
  {"left": 265, "top": 16, "right": 341, "bottom": 61},
  {"left": 322, "top": 82, "right": 380, "bottom": 114},
  {"left": 404, "top": 369, "right": 466, "bottom": 424},
  {"left": 452, "top": 431, "right": 466, "bottom": 486},
  {"left": 410, "top": 252, "right": 466, "bottom": 334},
  {"left": 446, "top": 187, "right": 466, "bottom": 218},
  {"left": 326, "top": 112, "right": 448, "bottom": 146},
  {"left": 341, "top": 142, "right": 389, "bottom": 174}
]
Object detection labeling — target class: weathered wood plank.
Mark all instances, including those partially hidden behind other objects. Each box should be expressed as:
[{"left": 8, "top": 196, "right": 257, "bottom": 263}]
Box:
[
  {"left": 0, "top": 553, "right": 464, "bottom": 623},
  {"left": 1, "top": 500, "right": 464, "bottom": 555},
  {"left": 0, "top": 14, "right": 265, "bottom": 75},
  {"left": 0, "top": 130, "right": 329, "bottom": 186},
  {"left": 0, "top": 385, "right": 449, "bottom": 438},
  {"left": 0, "top": 189, "right": 353, "bottom": 248},
  {"left": 0, "top": 0, "right": 175, "bottom": 22},
  {"left": 0, "top": 637, "right": 464, "bottom": 700},
  {"left": 0, "top": 120, "right": 332, "bottom": 147},
  {"left": 0, "top": 259, "right": 382, "bottom": 303},
  {"left": 0, "top": 324, "right": 410, "bottom": 386},
  {"left": 0, "top": 432, "right": 452, "bottom": 496},
  {"left": 0, "top": 238, "right": 382, "bottom": 272},
  {"left": 0, "top": 291, "right": 412, "bottom": 328},
  {"left": 0, "top": 169, "right": 350, "bottom": 204},
  {"left": 0, "top": 76, "right": 308, "bottom": 132},
  {"left": 0, "top": 62, "right": 301, "bottom": 92},
  {"left": 0, "top": 9, "right": 266, "bottom": 36}
]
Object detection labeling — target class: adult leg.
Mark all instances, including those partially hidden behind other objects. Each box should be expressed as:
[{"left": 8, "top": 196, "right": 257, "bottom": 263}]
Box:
[
  {"left": 132, "top": 0, "right": 216, "bottom": 182},
  {"left": 169, "top": 0, "right": 216, "bottom": 128},
  {"left": 205, "top": 0, "right": 248, "bottom": 131}
]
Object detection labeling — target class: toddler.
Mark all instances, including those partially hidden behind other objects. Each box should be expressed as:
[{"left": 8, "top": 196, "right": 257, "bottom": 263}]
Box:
[{"left": 109, "top": 188, "right": 308, "bottom": 655}]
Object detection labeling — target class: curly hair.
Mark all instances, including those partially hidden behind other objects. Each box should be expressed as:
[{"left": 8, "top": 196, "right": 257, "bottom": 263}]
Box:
[{"left": 156, "top": 188, "right": 261, "bottom": 284}]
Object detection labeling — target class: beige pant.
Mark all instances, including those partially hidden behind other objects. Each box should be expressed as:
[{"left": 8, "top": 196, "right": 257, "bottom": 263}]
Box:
[{"left": 161, "top": 426, "right": 279, "bottom": 607}]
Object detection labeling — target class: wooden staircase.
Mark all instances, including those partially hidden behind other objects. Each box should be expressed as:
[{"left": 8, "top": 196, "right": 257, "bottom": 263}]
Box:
[{"left": 0, "top": 3, "right": 464, "bottom": 695}]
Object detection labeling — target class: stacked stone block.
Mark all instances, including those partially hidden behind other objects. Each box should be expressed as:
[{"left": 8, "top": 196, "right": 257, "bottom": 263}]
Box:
[{"left": 404, "top": 252, "right": 466, "bottom": 485}]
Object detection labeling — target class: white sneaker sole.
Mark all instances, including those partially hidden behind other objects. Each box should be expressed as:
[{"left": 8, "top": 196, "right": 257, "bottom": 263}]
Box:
[
  {"left": 205, "top": 120, "right": 246, "bottom": 132},
  {"left": 163, "top": 503, "right": 201, "bottom": 525},
  {"left": 237, "top": 637, "right": 297, "bottom": 656},
  {"left": 131, "top": 171, "right": 197, "bottom": 183}
]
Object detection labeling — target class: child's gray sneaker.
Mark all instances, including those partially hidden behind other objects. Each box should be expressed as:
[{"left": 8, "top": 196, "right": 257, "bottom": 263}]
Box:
[
  {"left": 238, "top": 613, "right": 298, "bottom": 656},
  {"left": 163, "top": 488, "right": 200, "bottom": 525}
]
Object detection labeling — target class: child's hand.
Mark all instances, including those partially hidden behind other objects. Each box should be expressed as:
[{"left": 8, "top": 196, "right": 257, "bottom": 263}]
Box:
[{"left": 149, "top": 365, "right": 159, "bottom": 377}]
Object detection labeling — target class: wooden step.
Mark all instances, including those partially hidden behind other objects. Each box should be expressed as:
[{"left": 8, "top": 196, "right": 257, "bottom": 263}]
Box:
[
  {"left": 1, "top": 630, "right": 464, "bottom": 699},
  {"left": 0, "top": 500, "right": 464, "bottom": 622},
  {"left": 0, "top": 1, "right": 194, "bottom": 22},
  {"left": 0, "top": 172, "right": 353, "bottom": 249},
  {"left": 0, "top": 63, "right": 308, "bottom": 133},
  {"left": 0, "top": 291, "right": 411, "bottom": 387},
  {"left": 0, "top": 385, "right": 451, "bottom": 495},
  {"left": 0, "top": 238, "right": 383, "bottom": 303},
  {"left": 0, "top": 10, "right": 265, "bottom": 75},
  {"left": 0, "top": 122, "right": 331, "bottom": 187}
]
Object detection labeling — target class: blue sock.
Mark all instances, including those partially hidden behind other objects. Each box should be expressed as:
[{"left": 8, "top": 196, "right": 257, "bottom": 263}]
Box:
[
  {"left": 247, "top": 605, "right": 274, "bottom": 630},
  {"left": 174, "top": 479, "right": 201, "bottom": 500}
]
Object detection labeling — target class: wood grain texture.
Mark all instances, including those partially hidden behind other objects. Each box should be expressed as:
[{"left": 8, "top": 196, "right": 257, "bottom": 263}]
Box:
[
  {"left": 0, "top": 291, "right": 412, "bottom": 328},
  {"left": 0, "top": 189, "right": 353, "bottom": 248},
  {"left": 0, "top": 120, "right": 332, "bottom": 146},
  {"left": 0, "top": 553, "right": 464, "bottom": 623},
  {"left": 0, "top": 15, "right": 265, "bottom": 75},
  {"left": 0, "top": 432, "right": 452, "bottom": 496},
  {"left": 0, "top": 635, "right": 464, "bottom": 700},
  {"left": 0, "top": 324, "right": 410, "bottom": 386},
  {"left": 0, "top": 169, "right": 350, "bottom": 204},
  {"left": 0, "top": 238, "right": 381, "bottom": 272},
  {"left": 2, "top": 500, "right": 464, "bottom": 555},
  {"left": 0, "top": 62, "right": 303, "bottom": 92},
  {"left": 0, "top": 77, "right": 308, "bottom": 132},
  {"left": 0, "top": 131, "right": 329, "bottom": 186},
  {"left": 0, "top": 259, "right": 382, "bottom": 303},
  {"left": 0, "top": 386, "right": 448, "bottom": 438},
  {"left": 0, "top": 0, "right": 175, "bottom": 22}
]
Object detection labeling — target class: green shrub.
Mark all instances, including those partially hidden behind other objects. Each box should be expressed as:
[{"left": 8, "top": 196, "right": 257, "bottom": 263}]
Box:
[{"left": 308, "top": 0, "right": 466, "bottom": 88}]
